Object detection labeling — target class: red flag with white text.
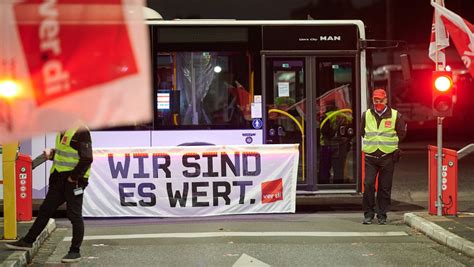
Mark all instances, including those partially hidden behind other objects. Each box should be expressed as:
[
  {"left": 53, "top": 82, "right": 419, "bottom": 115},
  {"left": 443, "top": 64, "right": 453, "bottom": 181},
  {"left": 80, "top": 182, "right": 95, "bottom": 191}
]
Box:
[
  {"left": 0, "top": 0, "right": 151, "bottom": 142},
  {"left": 432, "top": 2, "right": 474, "bottom": 78},
  {"left": 428, "top": 0, "right": 449, "bottom": 64}
]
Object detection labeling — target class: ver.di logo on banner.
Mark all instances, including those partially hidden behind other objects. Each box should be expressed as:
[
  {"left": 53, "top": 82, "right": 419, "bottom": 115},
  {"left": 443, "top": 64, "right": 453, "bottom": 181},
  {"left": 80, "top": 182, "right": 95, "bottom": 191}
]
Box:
[{"left": 261, "top": 178, "right": 283, "bottom": 203}]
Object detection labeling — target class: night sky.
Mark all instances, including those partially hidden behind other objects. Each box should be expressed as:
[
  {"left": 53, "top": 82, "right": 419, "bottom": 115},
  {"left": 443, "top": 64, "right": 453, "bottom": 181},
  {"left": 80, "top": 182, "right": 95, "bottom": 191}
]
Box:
[{"left": 146, "top": 0, "right": 474, "bottom": 47}]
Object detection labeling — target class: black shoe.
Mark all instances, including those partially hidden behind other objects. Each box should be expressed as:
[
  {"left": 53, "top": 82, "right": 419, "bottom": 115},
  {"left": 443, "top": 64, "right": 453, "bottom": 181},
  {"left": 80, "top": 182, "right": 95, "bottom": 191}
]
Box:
[
  {"left": 5, "top": 239, "right": 33, "bottom": 250},
  {"left": 61, "top": 252, "right": 81, "bottom": 263},
  {"left": 378, "top": 217, "right": 387, "bottom": 225},
  {"left": 362, "top": 217, "right": 373, "bottom": 225}
]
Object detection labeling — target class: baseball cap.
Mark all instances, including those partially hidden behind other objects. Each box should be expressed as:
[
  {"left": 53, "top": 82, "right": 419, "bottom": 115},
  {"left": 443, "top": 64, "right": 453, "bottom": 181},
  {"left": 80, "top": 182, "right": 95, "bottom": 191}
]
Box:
[{"left": 372, "top": 89, "right": 387, "bottom": 99}]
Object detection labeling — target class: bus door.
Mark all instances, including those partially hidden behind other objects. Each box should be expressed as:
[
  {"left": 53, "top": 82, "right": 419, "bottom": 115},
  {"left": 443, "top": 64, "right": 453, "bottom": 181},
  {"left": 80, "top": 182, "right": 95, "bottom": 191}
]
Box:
[{"left": 263, "top": 55, "right": 359, "bottom": 192}]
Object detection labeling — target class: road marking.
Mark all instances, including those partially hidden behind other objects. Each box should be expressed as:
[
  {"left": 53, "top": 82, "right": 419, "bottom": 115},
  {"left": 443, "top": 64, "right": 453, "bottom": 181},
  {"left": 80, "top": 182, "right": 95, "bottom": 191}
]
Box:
[
  {"left": 63, "top": 231, "right": 408, "bottom": 241},
  {"left": 233, "top": 254, "right": 270, "bottom": 267}
]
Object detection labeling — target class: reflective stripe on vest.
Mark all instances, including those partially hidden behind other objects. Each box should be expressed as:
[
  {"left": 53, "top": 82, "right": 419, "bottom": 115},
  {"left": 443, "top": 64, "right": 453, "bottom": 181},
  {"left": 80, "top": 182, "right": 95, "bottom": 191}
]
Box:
[
  {"left": 363, "top": 109, "right": 399, "bottom": 154},
  {"left": 50, "top": 128, "right": 91, "bottom": 178}
]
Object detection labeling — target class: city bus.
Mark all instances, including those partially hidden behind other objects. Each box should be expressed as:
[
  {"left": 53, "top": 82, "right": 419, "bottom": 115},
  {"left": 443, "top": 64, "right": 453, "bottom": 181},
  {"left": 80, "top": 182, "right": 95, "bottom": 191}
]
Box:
[{"left": 21, "top": 19, "right": 369, "bottom": 199}]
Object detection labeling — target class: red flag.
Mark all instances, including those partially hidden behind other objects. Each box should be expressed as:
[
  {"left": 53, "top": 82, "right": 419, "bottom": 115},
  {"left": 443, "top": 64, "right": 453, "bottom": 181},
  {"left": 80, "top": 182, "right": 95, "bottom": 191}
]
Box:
[
  {"left": 0, "top": 0, "right": 151, "bottom": 142},
  {"left": 429, "top": 0, "right": 449, "bottom": 64},
  {"left": 432, "top": 2, "right": 474, "bottom": 77},
  {"left": 286, "top": 84, "right": 351, "bottom": 118},
  {"left": 317, "top": 84, "right": 352, "bottom": 114}
]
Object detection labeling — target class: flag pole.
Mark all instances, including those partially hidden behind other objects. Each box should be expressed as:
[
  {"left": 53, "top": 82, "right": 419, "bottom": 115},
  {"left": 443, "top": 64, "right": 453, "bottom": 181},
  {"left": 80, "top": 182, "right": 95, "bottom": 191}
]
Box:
[{"left": 434, "top": 0, "right": 444, "bottom": 217}]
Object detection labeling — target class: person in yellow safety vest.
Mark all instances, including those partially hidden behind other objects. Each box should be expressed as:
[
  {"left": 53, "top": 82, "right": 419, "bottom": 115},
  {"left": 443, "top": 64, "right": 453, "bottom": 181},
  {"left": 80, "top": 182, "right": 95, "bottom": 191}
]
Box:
[
  {"left": 6, "top": 123, "right": 93, "bottom": 263},
  {"left": 361, "top": 89, "right": 406, "bottom": 225},
  {"left": 319, "top": 105, "right": 353, "bottom": 184}
]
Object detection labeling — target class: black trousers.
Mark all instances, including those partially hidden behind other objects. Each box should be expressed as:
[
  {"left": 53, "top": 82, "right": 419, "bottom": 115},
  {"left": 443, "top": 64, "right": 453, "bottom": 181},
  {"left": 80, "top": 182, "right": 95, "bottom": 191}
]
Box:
[
  {"left": 362, "top": 153, "right": 395, "bottom": 219},
  {"left": 24, "top": 170, "right": 87, "bottom": 253}
]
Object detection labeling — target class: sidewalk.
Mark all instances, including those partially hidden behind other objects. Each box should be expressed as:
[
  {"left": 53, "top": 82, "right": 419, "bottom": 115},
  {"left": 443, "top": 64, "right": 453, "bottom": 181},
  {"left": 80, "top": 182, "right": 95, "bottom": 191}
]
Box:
[
  {"left": 404, "top": 212, "right": 474, "bottom": 258},
  {"left": 0, "top": 218, "right": 56, "bottom": 266}
]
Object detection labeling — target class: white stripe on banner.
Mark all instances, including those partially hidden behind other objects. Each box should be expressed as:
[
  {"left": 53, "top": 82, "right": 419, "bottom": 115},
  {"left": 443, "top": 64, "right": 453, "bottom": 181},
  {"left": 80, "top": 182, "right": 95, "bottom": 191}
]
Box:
[
  {"left": 83, "top": 144, "right": 299, "bottom": 217},
  {"left": 64, "top": 231, "right": 409, "bottom": 241}
]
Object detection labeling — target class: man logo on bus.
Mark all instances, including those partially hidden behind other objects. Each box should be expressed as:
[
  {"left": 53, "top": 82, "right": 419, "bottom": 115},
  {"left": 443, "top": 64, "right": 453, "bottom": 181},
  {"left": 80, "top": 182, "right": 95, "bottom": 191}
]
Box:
[
  {"left": 319, "top": 35, "right": 341, "bottom": 41},
  {"left": 261, "top": 178, "right": 283, "bottom": 204}
]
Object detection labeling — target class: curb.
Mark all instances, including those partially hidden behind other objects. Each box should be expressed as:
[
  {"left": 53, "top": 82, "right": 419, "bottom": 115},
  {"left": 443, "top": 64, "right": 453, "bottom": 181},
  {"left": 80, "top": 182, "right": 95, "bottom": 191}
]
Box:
[
  {"left": 404, "top": 213, "right": 474, "bottom": 258},
  {"left": 3, "top": 219, "right": 56, "bottom": 267}
]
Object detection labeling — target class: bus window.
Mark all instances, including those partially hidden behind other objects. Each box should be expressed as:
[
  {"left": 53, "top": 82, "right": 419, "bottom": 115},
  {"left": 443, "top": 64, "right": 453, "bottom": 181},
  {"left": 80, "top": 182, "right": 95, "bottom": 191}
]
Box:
[
  {"left": 265, "top": 58, "right": 306, "bottom": 144},
  {"left": 264, "top": 58, "right": 306, "bottom": 180},
  {"left": 155, "top": 51, "right": 253, "bottom": 129},
  {"left": 316, "top": 60, "right": 356, "bottom": 185}
]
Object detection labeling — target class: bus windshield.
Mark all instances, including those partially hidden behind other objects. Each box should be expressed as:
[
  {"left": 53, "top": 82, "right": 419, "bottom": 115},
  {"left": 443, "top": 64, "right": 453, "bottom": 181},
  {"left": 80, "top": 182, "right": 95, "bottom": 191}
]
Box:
[{"left": 155, "top": 51, "right": 253, "bottom": 129}]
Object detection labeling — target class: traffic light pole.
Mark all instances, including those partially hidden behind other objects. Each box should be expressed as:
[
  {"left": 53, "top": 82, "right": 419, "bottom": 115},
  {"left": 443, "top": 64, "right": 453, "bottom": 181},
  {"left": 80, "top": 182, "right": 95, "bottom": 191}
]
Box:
[
  {"left": 2, "top": 142, "right": 18, "bottom": 239},
  {"left": 434, "top": 0, "right": 445, "bottom": 217},
  {"left": 436, "top": 117, "right": 444, "bottom": 216}
]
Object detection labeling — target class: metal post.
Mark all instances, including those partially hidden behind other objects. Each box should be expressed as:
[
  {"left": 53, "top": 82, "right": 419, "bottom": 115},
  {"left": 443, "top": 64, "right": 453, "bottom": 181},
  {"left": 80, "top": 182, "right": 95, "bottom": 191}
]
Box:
[
  {"left": 436, "top": 117, "right": 443, "bottom": 216},
  {"left": 385, "top": 0, "right": 394, "bottom": 64},
  {"left": 434, "top": 0, "right": 446, "bottom": 70},
  {"left": 191, "top": 53, "right": 197, "bottom": 125},
  {"left": 3, "top": 142, "right": 18, "bottom": 239},
  {"left": 434, "top": 0, "right": 445, "bottom": 217}
]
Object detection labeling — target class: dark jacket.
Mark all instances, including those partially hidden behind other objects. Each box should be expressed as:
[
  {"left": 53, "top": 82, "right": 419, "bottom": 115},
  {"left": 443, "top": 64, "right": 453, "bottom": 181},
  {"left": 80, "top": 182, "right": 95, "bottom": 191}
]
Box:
[{"left": 361, "top": 106, "right": 407, "bottom": 156}]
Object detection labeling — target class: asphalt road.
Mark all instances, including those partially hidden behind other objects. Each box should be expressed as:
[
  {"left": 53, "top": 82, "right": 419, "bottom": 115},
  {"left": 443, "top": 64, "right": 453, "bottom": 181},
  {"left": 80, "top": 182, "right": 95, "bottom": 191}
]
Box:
[
  {"left": 29, "top": 140, "right": 474, "bottom": 266},
  {"left": 33, "top": 213, "right": 474, "bottom": 266}
]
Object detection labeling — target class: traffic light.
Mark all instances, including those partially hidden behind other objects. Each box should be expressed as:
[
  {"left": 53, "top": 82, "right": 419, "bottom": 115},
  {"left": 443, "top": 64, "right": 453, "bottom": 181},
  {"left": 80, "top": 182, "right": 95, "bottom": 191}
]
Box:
[{"left": 432, "top": 71, "right": 454, "bottom": 117}]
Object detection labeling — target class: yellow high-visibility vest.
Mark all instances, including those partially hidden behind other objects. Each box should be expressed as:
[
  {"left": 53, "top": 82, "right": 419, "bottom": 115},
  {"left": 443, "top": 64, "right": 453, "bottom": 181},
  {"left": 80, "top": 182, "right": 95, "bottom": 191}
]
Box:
[
  {"left": 363, "top": 109, "right": 399, "bottom": 154},
  {"left": 50, "top": 128, "right": 91, "bottom": 179}
]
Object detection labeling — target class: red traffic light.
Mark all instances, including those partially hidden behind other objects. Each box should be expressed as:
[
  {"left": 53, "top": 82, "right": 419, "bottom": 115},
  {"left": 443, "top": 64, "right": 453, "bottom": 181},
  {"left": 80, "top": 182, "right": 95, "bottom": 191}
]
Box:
[
  {"left": 434, "top": 74, "right": 453, "bottom": 92},
  {"left": 432, "top": 71, "right": 454, "bottom": 117}
]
